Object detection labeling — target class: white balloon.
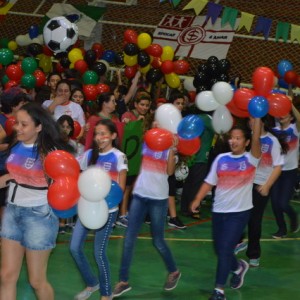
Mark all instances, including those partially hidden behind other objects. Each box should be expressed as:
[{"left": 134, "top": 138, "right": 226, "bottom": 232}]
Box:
[
  {"left": 78, "top": 197, "right": 109, "bottom": 230},
  {"left": 195, "top": 91, "right": 220, "bottom": 111},
  {"left": 78, "top": 166, "right": 111, "bottom": 202},
  {"left": 212, "top": 81, "right": 234, "bottom": 105},
  {"left": 183, "top": 77, "right": 196, "bottom": 91},
  {"left": 155, "top": 103, "right": 182, "bottom": 133},
  {"left": 212, "top": 105, "right": 233, "bottom": 134},
  {"left": 16, "top": 34, "right": 30, "bottom": 46}
]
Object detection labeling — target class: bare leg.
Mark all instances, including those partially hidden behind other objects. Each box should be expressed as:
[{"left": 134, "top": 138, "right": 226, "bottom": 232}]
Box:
[
  {"left": 168, "top": 196, "right": 177, "bottom": 218},
  {"left": 26, "top": 249, "right": 54, "bottom": 300},
  {"left": 119, "top": 185, "right": 133, "bottom": 216},
  {"left": 0, "top": 238, "right": 25, "bottom": 300}
]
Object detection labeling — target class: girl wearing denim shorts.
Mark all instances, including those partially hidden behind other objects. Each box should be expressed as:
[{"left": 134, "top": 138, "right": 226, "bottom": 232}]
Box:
[{"left": 0, "top": 102, "right": 71, "bottom": 300}]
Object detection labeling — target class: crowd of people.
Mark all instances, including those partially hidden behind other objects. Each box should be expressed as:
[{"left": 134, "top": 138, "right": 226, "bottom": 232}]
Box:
[{"left": 0, "top": 65, "right": 299, "bottom": 300}]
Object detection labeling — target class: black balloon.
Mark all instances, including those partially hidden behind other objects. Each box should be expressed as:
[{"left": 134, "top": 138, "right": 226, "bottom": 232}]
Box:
[
  {"left": 146, "top": 68, "right": 163, "bottom": 84},
  {"left": 124, "top": 43, "right": 139, "bottom": 56},
  {"left": 218, "top": 73, "right": 229, "bottom": 82},
  {"left": 91, "top": 61, "right": 107, "bottom": 76},
  {"left": 115, "top": 52, "right": 124, "bottom": 65},
  {"left": 55, "top": 51, "right": 68, "bottom": 59},
  {"left": 208, "top": 78, "right": 219, "bottom": 89},
  {"left": 207, "top": 56, "right": 219, "bottom": 65},
  {"left": 196, "top": 85, "right": 207, "bottom": 93},
  {"left": 193, "top": 71, "right": 207, "bottom": 87},
  {"left": 218, "top": 59, "right": 231, "bottom": 73},
  {"left": 84, "top": 49, "right": 97, "bottom": 66},
  {"left": 60, "top": 56, "right": 70, "bottom": 68},
  {"left": 206, "top": 63, "right": 220, "bottom": 78},
  {"left": 137, "top": 51, "right": 150, "bottom": 67},
  {"left": 197, "top": 63, "right": 208, "bottom": 74},
  {"left": 26, "top": 43, "right": 43, "bottom": 57}
]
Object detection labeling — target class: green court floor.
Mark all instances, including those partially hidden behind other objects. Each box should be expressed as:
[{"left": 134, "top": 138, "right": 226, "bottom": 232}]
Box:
[{"left": 5, "top": 197, "right": 300, "bottom": 300}]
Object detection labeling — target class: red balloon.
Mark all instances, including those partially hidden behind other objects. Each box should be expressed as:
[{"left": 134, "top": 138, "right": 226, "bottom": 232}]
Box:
[
  {"left": 284, "top": 70, "right": 298, "bottom": 85},
  {"left": 177, "top": 136, "right": 201, "bottom": 156},
  {"left": 144, "top": 128, "right": 173, "bottom": 151},
  {"left": 91, "top": 43, "right": 104, "bottom": 59},
  {"left": 161, "top": 60, "right": 174, "bottom": 74},
  {"left": 252, "top": 67, "right": 274, "bottom": 97},
  {"left": 33, "top": 70, "right": 46, "bottom": 87},
  {"left": 173, "top": 60, "right": 190, "bottom": 75},
  {"left": 267, "top": 93, "right": 292, "bottom": 117},
  {"left": 43, "top": 45, "right": 54, "bottom": 56},
  {"left": 83, "top": 84, "right": 98, "bottom": 101},
  {"left": 44, "top": 150, "right": 80, "bottom": 180},
  {"left": 55, "top": 62, "right": 64, "bottom": 73},
  {"left": 232, "top": 88, "right": 256, "bottom": 111},
  {"left": 188, "top": 91, "right": 196, "bottom": 103},
  {"left": 74, "top": 59, "right": 88, "bottom": 74},
  {"left": 146, "top": 44, "right": 163, "bottom": 57},
  {"left": 124, "top": 65, "right": 138, "bottom": 79},
  {"left": 48, "top": 177, "right": 80, "bottom": 210},
  {"left": 226, "top": 100, "right": 250, "bottom": 118},
  {"left": 4, "top": 116, "right": 16, "bottom": 135},
  {"left": 97, "top": 83, "right": 110, "bottom": 94},
  {"left": 4, "top": 80, "right": 18, "bottom": 90},
  {"left": 124, "top": 29, "right": 138, "bottom": 44},
  {"left": 151, "top": 57, "right": 162, "bottom": 69},
  {"left": 6, "top": 64, "right": 23, "bottom": 81},
  {"left": 72, "top": 121, "right": 82, "bottom": 139},
  {"left": 295, "top": 75, "right": 300, "bottom": 88}
]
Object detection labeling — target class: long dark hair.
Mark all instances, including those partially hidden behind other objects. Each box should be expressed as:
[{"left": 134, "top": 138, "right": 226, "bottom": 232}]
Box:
[
  {"left": 11, "top": 102, "right": 71, "bottom": 157},
  {"left": 88, "top": 119, "right": 118, "bottom": 166}
]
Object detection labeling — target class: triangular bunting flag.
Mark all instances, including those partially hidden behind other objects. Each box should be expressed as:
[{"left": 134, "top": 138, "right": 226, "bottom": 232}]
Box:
[
  {"left": 205, "top": 2, "right": 223, "bottom": 25},
  {"left": 237, "top": 12, "right": 254, "bottom": 32},
  {"left": 182, "top": 0, "right": 208, "bottom": 15},
  {"left": 252, "top": 16, "right": 272, "bottom": 40},
  {"left": 290, "top": 24, "right": 300, "bottom": 43},
  {"left": 221, "top": 7, "right": 238, "bottom": 29},
  {"left": 275, "top": 21, "right": 290, "bottom": 42}
]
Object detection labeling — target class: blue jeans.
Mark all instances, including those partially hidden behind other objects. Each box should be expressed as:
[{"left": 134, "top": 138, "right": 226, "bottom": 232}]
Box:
[
  {"left": 270, "top": 169, "right": 298, "bottom": 234},
  {"left": 70, "top": 211, "right": 117, "bottom": 296},
  {"left": 119, "top": 194, "right": 178, "bottom": 282},
  {"left": 212, "top": 210, "right": 251, "bottom": 288}
]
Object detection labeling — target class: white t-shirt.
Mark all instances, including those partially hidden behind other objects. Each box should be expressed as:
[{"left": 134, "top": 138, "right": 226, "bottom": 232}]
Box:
[
  {"left": 42, "top": 100, "right": 86, "bottom": 127},
  {"left": 273, "top": 123, "right": 299, "bottom": 171},
  {"left": 133, "top": 144, "right": 170, "bottom": 200},
  {"left": 254, "top": 132, "right": 284, "bottom": 185},
  {"left": 205, "top": 151, "right": 260, "bottom": 213}
]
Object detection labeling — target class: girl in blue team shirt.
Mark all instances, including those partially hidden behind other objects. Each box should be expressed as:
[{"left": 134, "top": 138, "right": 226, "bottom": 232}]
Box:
[{"left": 191, "top": 118, "right": 262, "bottom": 300}]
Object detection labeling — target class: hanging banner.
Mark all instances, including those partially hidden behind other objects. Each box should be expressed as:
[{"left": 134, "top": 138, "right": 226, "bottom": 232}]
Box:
[{"left": 152, "top": 14, "right": 239, "bottom": 60}]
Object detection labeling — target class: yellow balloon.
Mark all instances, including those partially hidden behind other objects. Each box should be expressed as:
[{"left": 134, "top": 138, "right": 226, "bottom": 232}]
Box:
[
  {"left": 39, "top": 54, "right": 53, "bottom": 73},
  {"left": 69, "top": 62, "right": 75, "bottom": 69},
  {"left": 161, "top": 46, "right": 174, "bottom": 62},
  {"left": 8, "top": 40, "right": 18, "bottom": 51},
  {"left": 68, "top": 48, "right": 83, "bottom": 63},
  {"left": 165, "top": 73, "right": 180, "bottom": 89},
  {"left": 139, "top": 64, "right": 150, "bottom": 74},
  {"left": 124, "top": 54, "right": 138, "bottom": 67},
  {"left": 137, "top": 33, "right": 152, "bottom": 50}
]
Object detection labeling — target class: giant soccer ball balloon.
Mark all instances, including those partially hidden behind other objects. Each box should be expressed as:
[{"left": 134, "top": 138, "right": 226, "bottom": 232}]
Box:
[
  {"left": 175, "top": 162, "right": 189, "bottom": 182},
  {"left": 43, "top": 16, "right": 78, "bottom": 53}
]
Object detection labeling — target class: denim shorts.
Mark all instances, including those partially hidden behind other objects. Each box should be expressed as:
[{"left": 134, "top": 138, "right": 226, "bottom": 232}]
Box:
[{"left": 1, "top": 203, "right": 59, "bottom": 250}]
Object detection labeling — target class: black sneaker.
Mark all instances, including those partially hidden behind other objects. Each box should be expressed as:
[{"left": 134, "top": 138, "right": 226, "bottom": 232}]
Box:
[
  {"left": 272, "top": 231, "right": 287, "bottom": 239},
  {"left": 209, "top": 289, "right": 226, "bottom": 300},
  {"left": 230, "top": 259, "right": 249, "bottom": 289},
  {"left": 168, "top": 217, "right": 187, "bottom": 229}
]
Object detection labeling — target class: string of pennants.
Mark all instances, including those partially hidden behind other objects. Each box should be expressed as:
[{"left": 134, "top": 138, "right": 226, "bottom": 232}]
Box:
[{"left": 160, "top": 0, "right": 300, "bottom": 43}]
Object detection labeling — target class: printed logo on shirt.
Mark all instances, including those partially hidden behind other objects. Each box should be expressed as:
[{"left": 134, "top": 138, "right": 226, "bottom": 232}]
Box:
[
  {"left": 154, "top": 152, "right": 163, "bottom": 160},
  {"left": 7, "top": 154, "right": 14, "bottom": 162},
  {"left": 261, "top": 144, "right": 269, "bottom": 153},
  {"left": 239, "top": 161, "right": 246, "bottom": 171},
  {"left": 24, "top": 158, "right": 36, "bottom": 169},
  {"left": 103, "top": 162, "right": 112, "bottom": 172},
  {"left": 220, "top": 163, "right": 228, "bottom": 171}
]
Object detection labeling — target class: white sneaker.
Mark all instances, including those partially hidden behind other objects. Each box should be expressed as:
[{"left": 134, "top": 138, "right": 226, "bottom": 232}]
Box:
[
  {"left": 249, "top": 258, "right": 260, "bottom": 267},
  {"left": 74, "top": 284, "right": 99, "bottom": 300}
]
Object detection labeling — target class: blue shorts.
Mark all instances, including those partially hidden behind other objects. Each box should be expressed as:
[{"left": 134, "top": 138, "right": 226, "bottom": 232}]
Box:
[{"left": 1, "top": 203, "right": 59, "bottom": 250}]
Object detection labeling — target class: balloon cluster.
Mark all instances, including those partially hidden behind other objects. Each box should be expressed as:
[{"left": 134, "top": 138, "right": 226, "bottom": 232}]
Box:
[
  {"left": 121, "top": 29, "right": 190, "bottom": 88},
  {"left": 144, "top": 104, "right": 204, "bottom": 156},
  {"left": 44, "top": 150, "right": 81, "bottom": 217},
  {"left": 77, "top": 167, "right": 123, "bottom": 229},
  {"left": 193, "top": 56, "right": 231, "bottom": 92},
  {"left": 276, "top": 59, "right": 300, "bottom": 89},
  {"left": 228, "top": 66, "right": 292, "bottom": 119}
]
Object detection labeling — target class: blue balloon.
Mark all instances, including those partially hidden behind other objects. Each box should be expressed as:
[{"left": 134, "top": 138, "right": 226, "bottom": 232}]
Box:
[
  {"left": 177, "top": 115, "right": 204, "bottom": 140},
  {"left": 105, "top": 180, "right": 123, "bottom": 209},
  {"left": 278, "top": 78, "right": 289, "bottom": 89},
  {"left": 102, "top": 50, "right": 115, "bottom": 63},
  {"left": 248, "top": 96, "right": 269, "bottom": 118},
  {"left": 277, "top": 60, "right": 293, "bottom": 78},
  {"left": 52, "top": 205, "right": 77, "bottom": 218},
  {"left": 271, "top": 89, "right": 287, "bottom": 95},
  {"left": 29, "top": 25, "right": 39, "bottom": 39}
]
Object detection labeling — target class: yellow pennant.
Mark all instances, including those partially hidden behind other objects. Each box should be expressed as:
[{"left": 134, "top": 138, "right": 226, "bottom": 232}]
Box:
[
  {"left": 237, "top": 12, "right": 254, "bottom": 32},
  {"left": 183, "top": 0, "right": 208, "bottom": 15}
]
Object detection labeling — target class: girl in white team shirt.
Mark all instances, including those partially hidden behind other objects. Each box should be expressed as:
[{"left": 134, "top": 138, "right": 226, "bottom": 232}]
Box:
[{"left": 191, "top": 118, "right": 262, "bottom": 300}]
